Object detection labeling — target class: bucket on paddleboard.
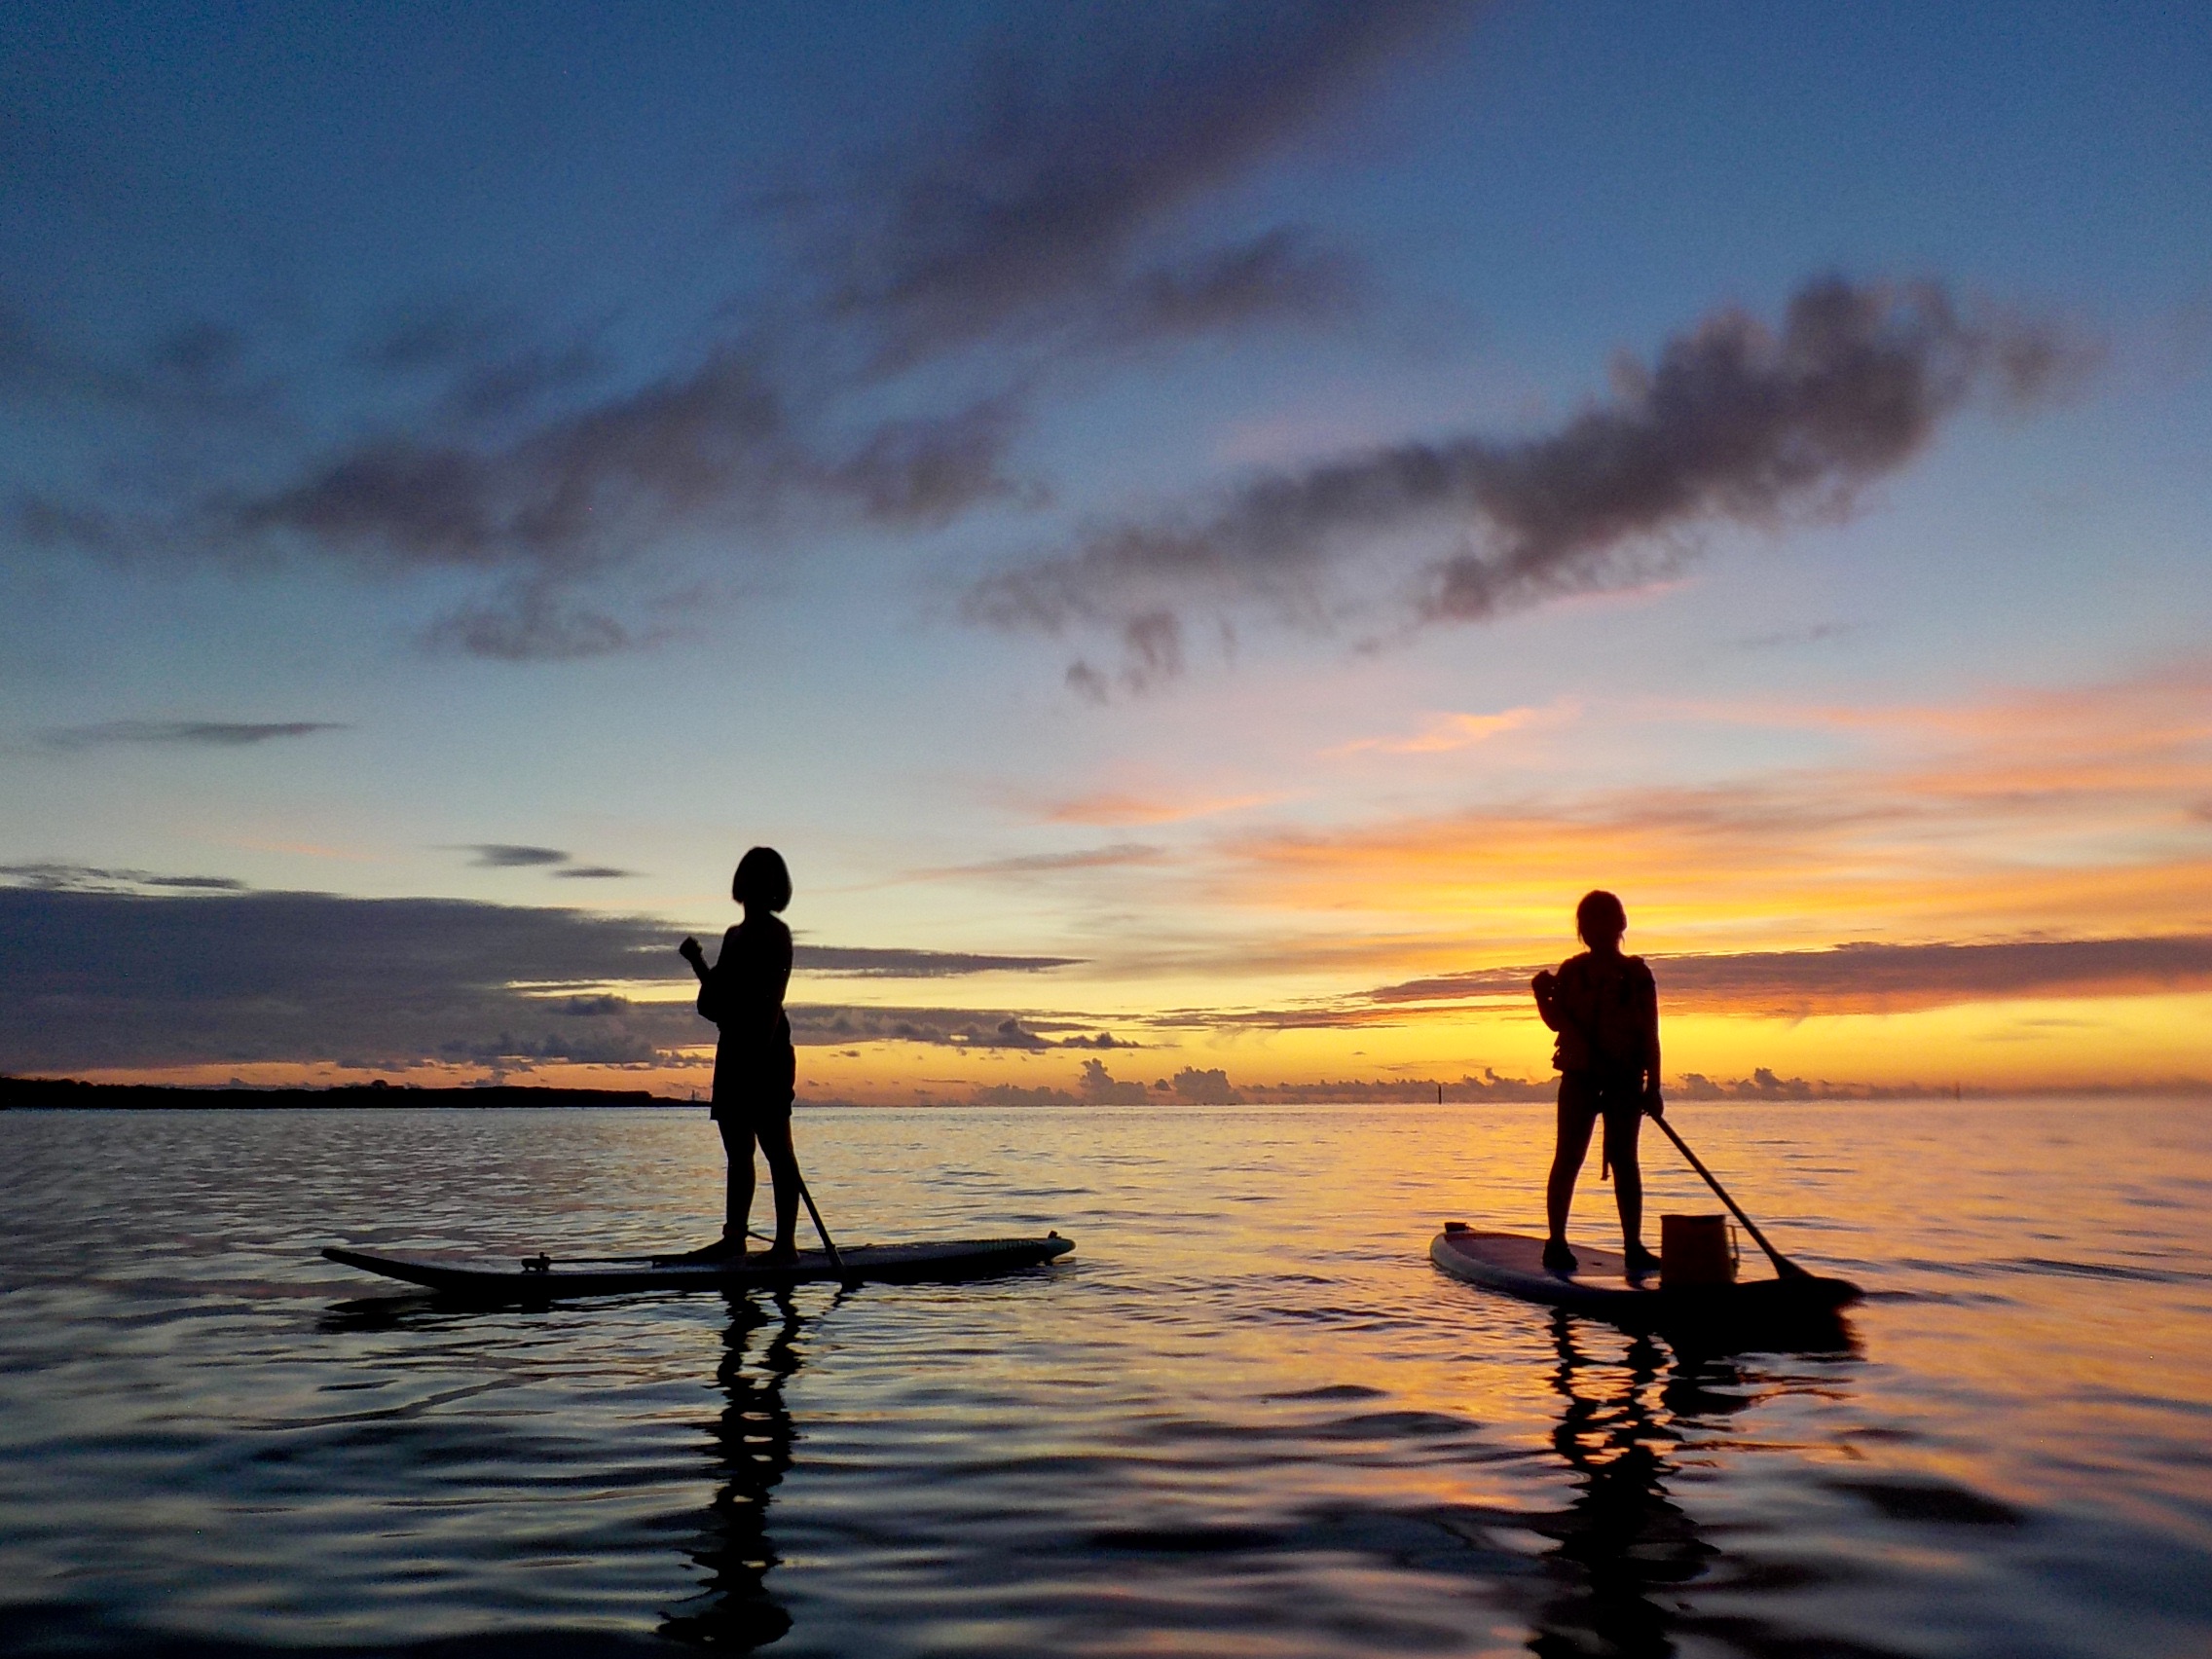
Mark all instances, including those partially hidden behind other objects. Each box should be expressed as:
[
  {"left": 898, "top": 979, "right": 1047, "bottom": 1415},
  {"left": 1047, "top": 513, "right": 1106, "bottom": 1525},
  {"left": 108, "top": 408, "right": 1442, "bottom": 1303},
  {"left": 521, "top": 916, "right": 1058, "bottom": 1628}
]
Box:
[{"left": 1660, "top": 1214, "right": 1737, "bottom": 1286}]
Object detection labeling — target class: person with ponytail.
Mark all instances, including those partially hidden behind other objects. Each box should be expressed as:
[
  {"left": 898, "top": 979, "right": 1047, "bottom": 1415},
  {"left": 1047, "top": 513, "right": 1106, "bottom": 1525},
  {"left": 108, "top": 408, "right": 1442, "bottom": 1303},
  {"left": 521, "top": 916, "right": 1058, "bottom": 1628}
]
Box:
[{"left": 1530, "top": 890, "right": 1665, "bottom": 1275}]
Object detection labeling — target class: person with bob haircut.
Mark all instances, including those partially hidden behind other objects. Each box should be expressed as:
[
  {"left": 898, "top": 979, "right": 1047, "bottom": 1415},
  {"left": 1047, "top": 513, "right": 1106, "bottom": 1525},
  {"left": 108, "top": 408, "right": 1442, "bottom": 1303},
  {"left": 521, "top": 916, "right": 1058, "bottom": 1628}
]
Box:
[
  {"left": 1530, "top": 890, "right": 1664, "bottom": 1275},
  {"left": 680, "top": 847, "right": 802, "bottom": 1262}
]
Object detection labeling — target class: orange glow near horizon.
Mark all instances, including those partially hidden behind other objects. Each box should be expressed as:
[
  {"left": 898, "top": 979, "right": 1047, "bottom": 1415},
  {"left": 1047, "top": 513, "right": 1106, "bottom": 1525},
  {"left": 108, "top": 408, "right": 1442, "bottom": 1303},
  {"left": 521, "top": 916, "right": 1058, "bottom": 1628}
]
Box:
[
  {"left": 57, "top": 984, "right": 2212, "bottom": 1102},
  {"left": 20, "top": 667, "right": 2210, "bottom": 1102}
]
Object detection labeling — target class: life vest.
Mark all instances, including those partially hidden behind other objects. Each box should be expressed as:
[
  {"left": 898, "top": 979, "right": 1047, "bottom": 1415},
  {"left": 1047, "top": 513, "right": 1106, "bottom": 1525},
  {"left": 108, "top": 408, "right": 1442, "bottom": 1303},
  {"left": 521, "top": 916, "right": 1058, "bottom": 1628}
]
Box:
[{"left": 1548, "top": 951, "right": 1653, "bottom": 1077}]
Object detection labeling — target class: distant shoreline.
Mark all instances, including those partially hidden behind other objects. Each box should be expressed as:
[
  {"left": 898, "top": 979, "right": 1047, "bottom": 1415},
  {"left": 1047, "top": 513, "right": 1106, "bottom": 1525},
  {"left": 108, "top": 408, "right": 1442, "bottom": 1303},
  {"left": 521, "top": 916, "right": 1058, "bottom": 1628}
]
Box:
[
  {"left": 6, "top": 1076, "right": 2208, "bottom": 1110},
  {"left": 0, "top": 1078, "right": 689, "bottom": 1110}
]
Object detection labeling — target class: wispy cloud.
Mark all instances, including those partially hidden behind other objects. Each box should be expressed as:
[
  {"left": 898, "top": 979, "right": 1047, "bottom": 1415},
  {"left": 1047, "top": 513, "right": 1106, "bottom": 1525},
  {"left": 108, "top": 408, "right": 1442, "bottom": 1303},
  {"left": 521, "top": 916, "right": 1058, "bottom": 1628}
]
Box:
[
  {"left": 354, "top": 295, "right": 611, "bottom": 425},
  {"left": 794, "top": 945, "right": 1080, "bottom": 977},
  {"left": 372, "top": 0, "right": 1470, "bottom": 641},
  {"left": 464, "top": 844, "right": 571, "bottom": 868},
  {"left": 0, "top": 303, "right": 277, "bottom": 422},
  {"left": 455, "top": 845, "right": 644, "bottom": 879},
  {"left": 20, "top": 340, "right": 1038, "bottom": 663},
  {"left": 38, "top": 719, "right": 346, "bottom": 752},
  {"left": 1732, "top": 620, "right": 1857, "bottom": 651},
  {"left": 227, "top": 351, "right": 782, "bottom": 566},
  {"left": 1327, "top": 703, "right": 1562, "bottom": 756},
  {"left": 1202, "top": 664, "right": 2212, "bottom": 959},
  {"left": 799, "top": 1, "right": 1468, "bottom": 364},
  {"left": 6, "top": 6, "right": 1478, "bottom": 662},
  {"left": 1042, "top": 789, "right": 1282, "bottom": 827},
  {"left": 968, "top": 276, "right": 2093, "bottom": 688},
  {"left": 925, "top": 843, "right": 1170, "bottom": 878},
  {"left": 790, "top": 1006, "right": 1123, "bottom": 1050}
]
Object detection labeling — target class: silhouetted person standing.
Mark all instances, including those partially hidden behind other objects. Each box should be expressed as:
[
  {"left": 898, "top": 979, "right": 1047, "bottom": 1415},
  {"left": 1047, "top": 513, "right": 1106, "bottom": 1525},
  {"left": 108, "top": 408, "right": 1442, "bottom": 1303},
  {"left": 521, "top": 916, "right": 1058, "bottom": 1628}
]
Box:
[
  {"left": 682, "top": 848, "right": 801, "bottom": 1263},
  {"left": 1532, "top": 890, "right": 1664, "bottom": 1275}
]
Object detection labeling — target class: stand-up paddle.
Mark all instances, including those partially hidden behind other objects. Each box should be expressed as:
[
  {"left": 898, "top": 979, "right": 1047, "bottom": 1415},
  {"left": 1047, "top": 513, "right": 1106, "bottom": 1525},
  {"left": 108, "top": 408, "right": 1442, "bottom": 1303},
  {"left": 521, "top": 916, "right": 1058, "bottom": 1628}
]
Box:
[
  {"left": 793, "top": 1161, "right": 851, "bottom": 1284},
  {"left": 1431, "top": 1101, "right": 1863, "bottom": 1334},
  {"left": 1648, "top": 1112, "right": 1808, "bottom": 1279}
]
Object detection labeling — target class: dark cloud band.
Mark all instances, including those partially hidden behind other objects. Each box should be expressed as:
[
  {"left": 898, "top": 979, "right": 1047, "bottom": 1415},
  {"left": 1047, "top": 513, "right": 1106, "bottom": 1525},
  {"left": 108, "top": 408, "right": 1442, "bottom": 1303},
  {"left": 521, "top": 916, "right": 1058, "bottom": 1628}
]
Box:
[
  {"left": 0, "top": 886, "right": 1085, "bottom": 1073},
  {"left": 1366, "top": 936, "right": 2212, "bottom": 1017},
  {"left": 466, "top": 844, "right": 571, "bottom": 867},
  {"left": 38, "top": 720, "right": 346, "bottom": 751}
]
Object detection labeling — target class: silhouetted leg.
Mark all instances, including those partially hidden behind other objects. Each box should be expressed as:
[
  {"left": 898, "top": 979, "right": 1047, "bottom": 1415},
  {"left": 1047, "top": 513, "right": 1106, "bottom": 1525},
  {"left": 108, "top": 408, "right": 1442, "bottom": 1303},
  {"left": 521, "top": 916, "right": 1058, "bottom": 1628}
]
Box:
[
  {"left": 1604, "top": 1106, "right": 1645, "bottom": 1251},
  {"left": 1547, "top": 1080, "right": 1600, "bottom": 1246},
  {"left": 755, "top": 1109, "right": 801, "bottom": 1256},
  {"left": 718, "top": 1117, "right": 757, "bottom": 1244}
]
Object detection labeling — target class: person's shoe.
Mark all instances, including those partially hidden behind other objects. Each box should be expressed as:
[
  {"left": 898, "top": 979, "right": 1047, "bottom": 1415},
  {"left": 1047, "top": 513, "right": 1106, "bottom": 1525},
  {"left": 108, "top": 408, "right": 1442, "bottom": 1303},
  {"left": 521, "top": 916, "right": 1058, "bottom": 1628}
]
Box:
[
  {"left": 1541, "top": 1237, "right": 1578, "bottom": 1272},
  {"left": 758, "top": 1242, "right": 799, "bottom": 1266},
  {"left": 1623, "top": 1243, "right": 1661, "bottom": 1278}
]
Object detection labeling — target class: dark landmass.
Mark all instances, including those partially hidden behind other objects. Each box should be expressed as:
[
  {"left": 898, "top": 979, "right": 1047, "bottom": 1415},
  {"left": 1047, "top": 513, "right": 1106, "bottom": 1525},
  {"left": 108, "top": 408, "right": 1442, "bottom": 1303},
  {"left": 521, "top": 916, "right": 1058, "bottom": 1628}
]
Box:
[{"left": 0, "top": 1077, "right": 687, "bottom": 1110}]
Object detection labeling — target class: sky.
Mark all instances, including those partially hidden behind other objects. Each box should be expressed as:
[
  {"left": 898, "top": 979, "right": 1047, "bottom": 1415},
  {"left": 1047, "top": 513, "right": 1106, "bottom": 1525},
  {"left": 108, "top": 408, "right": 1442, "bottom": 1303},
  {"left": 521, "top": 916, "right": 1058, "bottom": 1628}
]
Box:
[{"left": 3, "top": 0, "right": 2209, "bottom": 1101}]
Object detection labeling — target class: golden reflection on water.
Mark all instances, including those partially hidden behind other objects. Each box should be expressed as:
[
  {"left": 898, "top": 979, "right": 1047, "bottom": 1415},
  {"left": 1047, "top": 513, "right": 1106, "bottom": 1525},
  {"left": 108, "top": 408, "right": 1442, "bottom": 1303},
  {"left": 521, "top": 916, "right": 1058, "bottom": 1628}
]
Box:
[
  {"left": 0, "top": 1100, "right": 2207, "bottom": 1656},
  {"left": 1531, "top": 1316, "right": 1711, "bottom": 1657}
]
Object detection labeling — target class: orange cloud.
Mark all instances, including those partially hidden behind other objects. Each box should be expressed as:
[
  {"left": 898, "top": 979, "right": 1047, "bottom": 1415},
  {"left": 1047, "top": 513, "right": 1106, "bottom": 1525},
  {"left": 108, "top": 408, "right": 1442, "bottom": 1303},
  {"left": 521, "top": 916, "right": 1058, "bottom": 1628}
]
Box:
[
  {"left": 1201, "top": 662, "right": 2212, "bottom": 966},
  {"left": 1325, "top": 701, "right": 1565, "bottom": 756},
  {"left": 1042, "top": 788, "right": 1284, "bottom": 827}
]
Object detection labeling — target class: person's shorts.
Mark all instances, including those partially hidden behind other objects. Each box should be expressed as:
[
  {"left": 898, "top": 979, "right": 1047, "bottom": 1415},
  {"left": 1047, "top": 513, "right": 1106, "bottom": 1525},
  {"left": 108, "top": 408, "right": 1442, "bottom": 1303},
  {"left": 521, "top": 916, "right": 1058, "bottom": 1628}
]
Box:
[
  {"left": 712, "top": 1093, "right": 793, "bottom": 1137},
  {"left": 1558, "top": 1070, "right": 1644, "bottom": 1132}
]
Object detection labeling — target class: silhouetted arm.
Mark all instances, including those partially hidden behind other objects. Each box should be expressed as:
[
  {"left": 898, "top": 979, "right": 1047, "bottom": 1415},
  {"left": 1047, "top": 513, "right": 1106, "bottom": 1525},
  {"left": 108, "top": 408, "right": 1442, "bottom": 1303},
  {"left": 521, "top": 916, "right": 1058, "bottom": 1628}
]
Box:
[
  {"left": 1640, "top": 965, "right": 1664, "bottom": 1116},
  {"left": 1531, "top": 970, "right": 1561, "bottom": 1030},
  {"left": 680, "top": 934, "right": 728, "bottom": 1027}
]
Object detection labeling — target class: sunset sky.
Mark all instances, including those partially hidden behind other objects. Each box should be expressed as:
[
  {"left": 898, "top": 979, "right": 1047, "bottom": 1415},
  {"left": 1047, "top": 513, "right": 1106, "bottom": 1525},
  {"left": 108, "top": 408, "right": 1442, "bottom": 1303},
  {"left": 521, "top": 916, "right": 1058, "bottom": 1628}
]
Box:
[{"left": 4, "top": 1, "right": 2209, "bottom": 1100}]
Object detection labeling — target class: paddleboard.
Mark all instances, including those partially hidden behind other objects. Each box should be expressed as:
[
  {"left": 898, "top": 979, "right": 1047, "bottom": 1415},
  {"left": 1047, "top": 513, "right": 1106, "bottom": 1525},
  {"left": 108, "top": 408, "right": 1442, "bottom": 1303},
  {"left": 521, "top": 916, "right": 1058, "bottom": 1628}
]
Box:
[
  {"left": 325, "top": 1233, "right": 1072, "bottom": 1299},
  {"left": 1429, "top": 1224, "right": 1859, "bottom": 1332}
]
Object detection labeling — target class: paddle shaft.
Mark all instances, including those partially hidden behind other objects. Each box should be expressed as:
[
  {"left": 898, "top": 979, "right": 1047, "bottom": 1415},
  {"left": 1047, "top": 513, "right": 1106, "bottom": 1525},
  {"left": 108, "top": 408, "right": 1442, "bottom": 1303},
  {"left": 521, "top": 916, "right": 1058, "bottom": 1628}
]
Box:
[
  {"left": 1649, "top": 1112, "right": 1807, "bottom": 1279},
  {"left": 793, "top": 1166, "right": 848, "bottom": 1279}
]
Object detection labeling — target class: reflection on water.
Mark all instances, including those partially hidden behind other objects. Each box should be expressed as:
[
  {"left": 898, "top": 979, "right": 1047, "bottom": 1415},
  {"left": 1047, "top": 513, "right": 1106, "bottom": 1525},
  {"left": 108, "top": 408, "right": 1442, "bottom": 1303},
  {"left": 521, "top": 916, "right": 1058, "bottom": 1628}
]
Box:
[
  {"left": 1530, "top": 1315, "right": 1713, "bottom": 1659},
  {"left": 1520, "top": 1314, "right": 1860, "bottom": 1659},
  {"left": 0, "top": 1101, "right": 2207, "bottom": 1657},
  {"left": 661, "top": 1291, "right": 805, "bottom": 1652}
]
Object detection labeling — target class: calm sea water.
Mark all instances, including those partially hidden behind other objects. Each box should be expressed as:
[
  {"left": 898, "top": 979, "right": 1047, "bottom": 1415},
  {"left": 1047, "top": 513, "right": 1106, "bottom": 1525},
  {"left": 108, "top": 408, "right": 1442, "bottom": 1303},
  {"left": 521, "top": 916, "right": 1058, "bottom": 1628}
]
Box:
[{"left": 1, "top": 1101, "right": 2208, "bottom": 1658}]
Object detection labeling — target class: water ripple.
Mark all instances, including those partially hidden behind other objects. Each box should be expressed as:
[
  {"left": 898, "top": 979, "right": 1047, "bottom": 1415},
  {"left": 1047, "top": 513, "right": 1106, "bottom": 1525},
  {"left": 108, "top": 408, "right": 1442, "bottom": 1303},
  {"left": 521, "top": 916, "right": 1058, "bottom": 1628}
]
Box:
[{"left": 1, "top": 1100, "right": 2208, "bottom": 1656}]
